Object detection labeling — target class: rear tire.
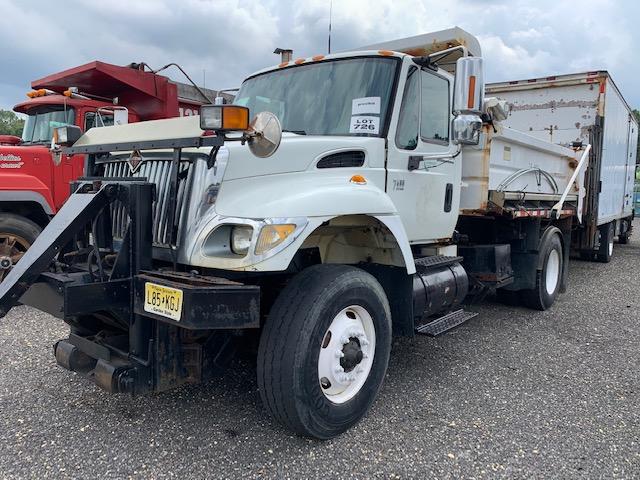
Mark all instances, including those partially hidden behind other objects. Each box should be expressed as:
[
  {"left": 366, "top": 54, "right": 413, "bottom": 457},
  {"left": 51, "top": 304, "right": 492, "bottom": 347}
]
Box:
[
  {"left": 521, "top": 233, "right": 563, "bottom": 311},
  {"left": 257, "top": 264, "right": 392, "bottom": 439},
  {"left": 618, "top": 232, "right": 630, "bottom": 245},
  {"left": 0, "top": 213, "right": 42, "bottom": 282},
  {"left": 596, "top": 223, "right": 614, "bottom": 263}
]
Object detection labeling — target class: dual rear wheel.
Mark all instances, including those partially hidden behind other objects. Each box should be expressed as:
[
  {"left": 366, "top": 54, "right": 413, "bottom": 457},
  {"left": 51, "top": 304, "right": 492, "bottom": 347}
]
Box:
[{"left": 497, "top": 230, "right": 564, "bottom": 311}]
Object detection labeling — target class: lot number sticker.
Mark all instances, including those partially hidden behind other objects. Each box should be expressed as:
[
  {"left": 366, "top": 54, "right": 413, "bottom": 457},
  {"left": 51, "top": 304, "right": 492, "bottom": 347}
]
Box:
[{"left": 350, "top": 116, "right": 380, "bottom": 134}]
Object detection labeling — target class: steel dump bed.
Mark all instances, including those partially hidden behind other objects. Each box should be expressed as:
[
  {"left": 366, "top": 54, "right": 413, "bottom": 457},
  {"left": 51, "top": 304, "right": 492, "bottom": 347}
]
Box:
[{"left": 460, "top": 124, "right": 582, "bottom": 217}]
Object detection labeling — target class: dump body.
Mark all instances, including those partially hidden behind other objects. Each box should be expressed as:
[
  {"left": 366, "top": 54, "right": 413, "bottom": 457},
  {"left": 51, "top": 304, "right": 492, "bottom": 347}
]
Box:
[
  {"left": 486, "top": 72, "right": 638, "bottom": 226},
  {"left": 460, "top": 124, "right": 581, "bottom": 214}
]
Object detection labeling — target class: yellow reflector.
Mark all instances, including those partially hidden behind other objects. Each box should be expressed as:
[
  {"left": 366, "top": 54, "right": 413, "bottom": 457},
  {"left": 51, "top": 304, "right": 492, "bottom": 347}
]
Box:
[
  {"left": 350, "top": 174, "right": 367, "bottom": 185},
  {"left": 256, "top": 224, "right": 296, "bottom": 255},
  {"left": 26, "top": 90, "right": 37, "bottom": 98},
  {"left": 63, "top": 89, "right": 73, "bottom": 97}
]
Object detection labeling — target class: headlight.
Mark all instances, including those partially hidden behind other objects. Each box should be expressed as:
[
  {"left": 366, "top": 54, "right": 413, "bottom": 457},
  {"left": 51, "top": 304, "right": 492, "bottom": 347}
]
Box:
[
  {"left": 255, "top": 224, "right": 296, "bottom": 255},
  {"left": 231, "top": 226, "right": 253, "bottom": 255}
]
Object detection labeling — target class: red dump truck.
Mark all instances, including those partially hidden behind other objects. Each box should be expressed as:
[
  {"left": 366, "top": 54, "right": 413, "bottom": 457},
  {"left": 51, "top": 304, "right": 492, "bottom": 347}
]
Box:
[{"left": 0, "top": 61, "right": 217, "bottom": 280}]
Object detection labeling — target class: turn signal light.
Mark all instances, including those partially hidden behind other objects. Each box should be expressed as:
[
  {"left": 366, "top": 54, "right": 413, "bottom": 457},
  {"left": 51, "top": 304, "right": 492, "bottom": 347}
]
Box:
[
  {"left": 256, "top": 224, "right": 296, "bottom": 255},
  {"left": 200, "top": 105, "right": 250, "bottom": 132}
]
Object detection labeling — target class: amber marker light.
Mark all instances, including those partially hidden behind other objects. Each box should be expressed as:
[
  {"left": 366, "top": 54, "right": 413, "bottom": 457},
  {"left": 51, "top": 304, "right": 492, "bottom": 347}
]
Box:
[{"left": 350, "top": 174, "right": 367, "bottom": 185}]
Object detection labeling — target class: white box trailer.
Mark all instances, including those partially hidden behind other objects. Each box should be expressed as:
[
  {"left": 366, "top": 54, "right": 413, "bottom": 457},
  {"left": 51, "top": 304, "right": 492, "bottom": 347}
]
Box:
[{"left": 487, "top": 72, "right": 638, "bottom": 257}]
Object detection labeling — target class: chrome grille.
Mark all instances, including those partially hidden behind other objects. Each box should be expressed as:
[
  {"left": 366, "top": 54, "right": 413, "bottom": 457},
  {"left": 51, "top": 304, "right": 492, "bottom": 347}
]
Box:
[{"left": 102, "top": 158, "right": 193, "bottom": 246}]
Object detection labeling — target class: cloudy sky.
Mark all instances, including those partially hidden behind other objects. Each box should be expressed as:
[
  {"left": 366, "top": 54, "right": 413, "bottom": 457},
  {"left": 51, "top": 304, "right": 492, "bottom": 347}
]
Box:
[{"left": 1, "top": 0, "right": 639, "bottom": 111}]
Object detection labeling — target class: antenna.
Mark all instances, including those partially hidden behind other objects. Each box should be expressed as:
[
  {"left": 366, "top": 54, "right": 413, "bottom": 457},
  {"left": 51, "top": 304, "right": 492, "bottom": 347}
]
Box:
[{"left": 328, "top": 0, "right": 332, "bottom": 54}]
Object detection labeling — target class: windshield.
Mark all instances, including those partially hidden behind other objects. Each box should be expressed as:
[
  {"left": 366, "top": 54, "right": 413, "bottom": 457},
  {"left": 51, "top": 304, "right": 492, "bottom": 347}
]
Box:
[
  {"left": 234, "top": 57, "right": 398, "bottom": 136},
  {"left": 21, "top": 107, "right": 75, "bottom": 144}
]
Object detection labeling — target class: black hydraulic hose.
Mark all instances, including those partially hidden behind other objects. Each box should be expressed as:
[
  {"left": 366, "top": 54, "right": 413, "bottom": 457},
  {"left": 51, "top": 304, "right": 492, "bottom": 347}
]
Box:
[{"left": 91, "top": 214, "right": 105, "bottom": 282}]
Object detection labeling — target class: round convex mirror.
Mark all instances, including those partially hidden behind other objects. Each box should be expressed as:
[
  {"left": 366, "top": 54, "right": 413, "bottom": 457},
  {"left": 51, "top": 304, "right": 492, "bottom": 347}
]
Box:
[{"left": 248, "top": 112, "right": 282, "bottom": 158}]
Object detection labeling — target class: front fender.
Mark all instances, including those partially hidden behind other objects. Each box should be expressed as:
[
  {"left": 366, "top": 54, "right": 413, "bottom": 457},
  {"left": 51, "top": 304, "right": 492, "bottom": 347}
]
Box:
[
  {"left": 0, "top": 173, "right": 55, "bottom": 214},
  {"left": 214, "top": 170, "right": 396, "bottom": 218},
  {"left": 183, "top": 170, "right": 416, "bottom": 274}
]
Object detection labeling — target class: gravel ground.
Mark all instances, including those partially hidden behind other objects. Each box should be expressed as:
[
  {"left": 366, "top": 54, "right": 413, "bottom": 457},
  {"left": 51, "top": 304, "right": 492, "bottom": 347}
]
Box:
[{"left": 1, "top": 225, "right": 639, "bottom": 479}]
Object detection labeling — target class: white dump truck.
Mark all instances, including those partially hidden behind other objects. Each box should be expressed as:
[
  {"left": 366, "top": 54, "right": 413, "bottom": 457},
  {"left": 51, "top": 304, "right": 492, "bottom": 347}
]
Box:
[
  {"left": 487, "top": 71, "right": 638, "bottom": 261},
  {"left": 0, "top": 28, "right": 629, "bottom": 439}
]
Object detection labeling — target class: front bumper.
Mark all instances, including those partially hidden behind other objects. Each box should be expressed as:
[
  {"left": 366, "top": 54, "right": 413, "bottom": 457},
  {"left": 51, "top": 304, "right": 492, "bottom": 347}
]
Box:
[
  {"left": 22, "top": 269, "right": 260, "bottom": 395},
  {"left": 22, "top": 269, "right": 260, "bottom": 330}
]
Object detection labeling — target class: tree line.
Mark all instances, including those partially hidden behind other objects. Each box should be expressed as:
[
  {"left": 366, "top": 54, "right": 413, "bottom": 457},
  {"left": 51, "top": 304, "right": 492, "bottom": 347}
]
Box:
[{"left": 0, "top": 109, "right": 25, "bottom": 137}]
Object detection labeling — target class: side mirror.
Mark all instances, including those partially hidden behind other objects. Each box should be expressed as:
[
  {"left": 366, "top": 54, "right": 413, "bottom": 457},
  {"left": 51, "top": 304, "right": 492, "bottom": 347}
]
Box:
[
  {"left": 452, "top": 115, "right": 482, "bottom": 145},
  {"left": 452, "top": 57, "right": 484, "bottom": 145}
]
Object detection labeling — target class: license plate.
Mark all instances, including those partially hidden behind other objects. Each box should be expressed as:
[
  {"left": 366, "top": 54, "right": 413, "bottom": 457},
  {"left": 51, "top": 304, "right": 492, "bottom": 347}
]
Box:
[{"left": 144, "top": 282, "right": 183, "bottom": 321}]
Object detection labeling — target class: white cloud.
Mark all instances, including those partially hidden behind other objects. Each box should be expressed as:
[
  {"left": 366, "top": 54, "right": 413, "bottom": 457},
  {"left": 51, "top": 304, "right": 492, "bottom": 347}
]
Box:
[{"left": 0, "top": 0, "right": 638, "bottom": 110}]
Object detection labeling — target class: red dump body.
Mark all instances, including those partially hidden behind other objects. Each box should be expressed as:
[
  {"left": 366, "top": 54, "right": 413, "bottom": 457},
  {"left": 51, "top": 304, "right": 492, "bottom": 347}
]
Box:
[{"left": 1, "top": 61, "right": 214, "bottom": 218}]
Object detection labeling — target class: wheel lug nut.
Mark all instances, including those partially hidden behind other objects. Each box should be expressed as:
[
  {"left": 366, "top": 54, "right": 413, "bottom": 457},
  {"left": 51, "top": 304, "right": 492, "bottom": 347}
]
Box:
[{"left": 334, "top": 349, "right": 344, "bottom": 358}]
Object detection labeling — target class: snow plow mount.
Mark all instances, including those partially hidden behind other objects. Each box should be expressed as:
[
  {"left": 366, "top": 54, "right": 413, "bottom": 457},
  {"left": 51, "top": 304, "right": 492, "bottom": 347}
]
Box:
[{"left": 0, "top": 169, "right": 259, "bottom": 394}]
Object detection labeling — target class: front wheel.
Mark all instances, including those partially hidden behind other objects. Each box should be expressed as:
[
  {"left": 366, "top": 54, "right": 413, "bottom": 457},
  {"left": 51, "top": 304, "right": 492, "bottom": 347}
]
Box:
[
  {"left": 0, "top": 213, "right": 42, "bottom": 282},
  {"left": 257, "top": 264, "right": 392, "bottom": 439}
]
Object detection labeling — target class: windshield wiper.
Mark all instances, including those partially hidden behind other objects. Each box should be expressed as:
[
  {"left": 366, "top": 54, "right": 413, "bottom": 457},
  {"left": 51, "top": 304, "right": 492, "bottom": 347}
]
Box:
[{"left": 283, "top": 129, "right": 306, "bottom": 135}]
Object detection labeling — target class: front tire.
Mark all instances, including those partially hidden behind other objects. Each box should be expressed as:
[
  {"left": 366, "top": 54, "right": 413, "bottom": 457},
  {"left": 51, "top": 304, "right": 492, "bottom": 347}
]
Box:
[
  {"left": 257, "top": 264, "right": 392, "bottom": 439},
  {"left": 521, "top": 232, "right": 564, "bottom": 311},
  {"left": 0, "top": 213, "right": 42, "bottom": 282}
]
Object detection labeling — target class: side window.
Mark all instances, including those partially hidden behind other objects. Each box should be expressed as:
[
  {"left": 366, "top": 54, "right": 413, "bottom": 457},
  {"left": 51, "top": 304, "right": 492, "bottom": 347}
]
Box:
[
  {"left": 395, "top": 67, "right": 419, "bottom": 150},
  {"left": 420, "top": 70, "right": 450, "bottom": 144},
  {"left": 84, "top": 112, "right": 114, "bottom": 131}
]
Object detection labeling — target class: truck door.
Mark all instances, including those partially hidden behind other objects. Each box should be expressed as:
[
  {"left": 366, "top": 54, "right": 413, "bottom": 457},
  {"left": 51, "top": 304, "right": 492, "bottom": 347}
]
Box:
[{"left": 386, "top": 66, "right": 460, "bottom": 243}]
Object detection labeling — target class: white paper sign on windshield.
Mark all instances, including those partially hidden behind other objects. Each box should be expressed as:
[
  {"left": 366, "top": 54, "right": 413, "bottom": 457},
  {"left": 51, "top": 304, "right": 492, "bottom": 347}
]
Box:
[
  {"left": 349, "top": 116, "right": 380, "bottom": 134},
  {"left": 352, "top": 97, "right": 381, "bottom": 115}
]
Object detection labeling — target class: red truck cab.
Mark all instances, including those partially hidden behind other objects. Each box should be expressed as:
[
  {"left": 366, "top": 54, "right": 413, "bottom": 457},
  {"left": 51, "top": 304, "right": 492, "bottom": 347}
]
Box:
[{"left": 0, "top": 61, "right": 217, "bottom": 280}]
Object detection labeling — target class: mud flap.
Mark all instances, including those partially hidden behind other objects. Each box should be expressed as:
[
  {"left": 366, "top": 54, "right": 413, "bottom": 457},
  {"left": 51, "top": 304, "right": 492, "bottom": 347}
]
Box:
[{"left": 0, "top": 188, "right": 110, "bottom": 318}]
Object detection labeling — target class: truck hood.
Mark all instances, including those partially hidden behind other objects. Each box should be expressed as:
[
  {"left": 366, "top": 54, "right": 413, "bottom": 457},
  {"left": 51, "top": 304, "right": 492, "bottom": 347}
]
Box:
[{"left": 221, "top": 133, "right": 385, "bottom": 181}]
